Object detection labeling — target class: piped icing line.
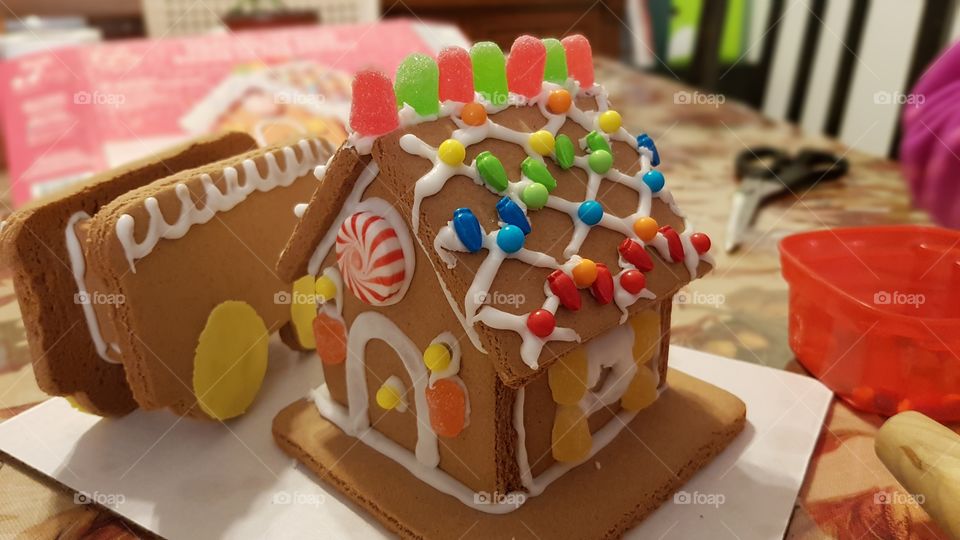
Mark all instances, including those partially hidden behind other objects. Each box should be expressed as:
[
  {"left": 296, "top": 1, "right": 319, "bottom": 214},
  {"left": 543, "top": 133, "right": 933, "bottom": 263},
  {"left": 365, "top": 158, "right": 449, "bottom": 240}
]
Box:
[
  {"left": 427, "top": 332, "right": 462, "bottom": 386},
  {"left": 116, "top": 139, "right": 324, "bottom": 272},
  {"left": 65, "top": 211, "right": 120, "bottom": 364},
  {"left": 307, "top": 161, "right": 380, "bottom": 276}
]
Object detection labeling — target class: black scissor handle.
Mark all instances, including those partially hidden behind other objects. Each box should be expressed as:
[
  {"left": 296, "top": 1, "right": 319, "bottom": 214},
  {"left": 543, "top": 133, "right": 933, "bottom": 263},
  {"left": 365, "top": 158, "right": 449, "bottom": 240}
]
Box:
[
  {"left": 792, "top": 149, "right": 849, "bottom": 181},
  {"left": 735, "top": 147, "right": 789, "bottom": 180}
]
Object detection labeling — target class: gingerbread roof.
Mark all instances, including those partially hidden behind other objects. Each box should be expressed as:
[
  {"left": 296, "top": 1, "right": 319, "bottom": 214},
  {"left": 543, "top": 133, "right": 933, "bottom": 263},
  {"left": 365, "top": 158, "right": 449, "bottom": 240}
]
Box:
[{"left": 278, "top": 36, "right": 714, "bottom": 387}]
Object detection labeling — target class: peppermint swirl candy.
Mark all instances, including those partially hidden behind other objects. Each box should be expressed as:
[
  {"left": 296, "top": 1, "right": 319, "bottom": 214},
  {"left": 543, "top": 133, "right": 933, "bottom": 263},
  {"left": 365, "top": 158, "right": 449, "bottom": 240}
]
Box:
[{"left": 335, "top": 211, "right": 408, "bottom": 305}]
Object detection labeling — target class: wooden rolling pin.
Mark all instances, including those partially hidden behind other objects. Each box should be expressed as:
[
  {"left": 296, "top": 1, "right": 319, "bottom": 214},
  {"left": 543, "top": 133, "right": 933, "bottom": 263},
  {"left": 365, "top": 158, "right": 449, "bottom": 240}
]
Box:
[{"left": 875, "top": 411, "right": 960, "bottom": 539}]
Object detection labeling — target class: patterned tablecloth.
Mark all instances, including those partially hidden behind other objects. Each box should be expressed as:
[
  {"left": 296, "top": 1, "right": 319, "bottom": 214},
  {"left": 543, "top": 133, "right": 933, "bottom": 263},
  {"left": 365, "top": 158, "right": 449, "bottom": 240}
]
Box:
[{"left": 0, "top": 58, "right": 952, "bottom": 539}]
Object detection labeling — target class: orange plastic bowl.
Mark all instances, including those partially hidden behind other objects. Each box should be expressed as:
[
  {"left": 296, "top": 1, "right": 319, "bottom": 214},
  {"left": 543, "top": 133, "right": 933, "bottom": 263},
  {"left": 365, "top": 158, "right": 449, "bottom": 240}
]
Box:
[{"left": 780, "top": 226, "right": 960, "bottom": 421}]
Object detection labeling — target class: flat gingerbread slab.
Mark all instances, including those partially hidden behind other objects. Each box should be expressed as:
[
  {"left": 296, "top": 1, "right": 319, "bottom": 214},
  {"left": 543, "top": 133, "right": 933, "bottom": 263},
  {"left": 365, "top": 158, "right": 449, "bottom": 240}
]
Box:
[{"left": 273, "top": 369, "right": 746, "bottom": 539}]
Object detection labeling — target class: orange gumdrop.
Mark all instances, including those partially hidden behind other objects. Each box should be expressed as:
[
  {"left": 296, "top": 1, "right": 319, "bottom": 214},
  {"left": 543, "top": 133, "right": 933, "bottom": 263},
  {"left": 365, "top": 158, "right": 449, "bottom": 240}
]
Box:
[
  {"left": 552, "top": 404, "right": 591, "bottom": 462},
  {"left": 547, "top": 89, "right": 572, "bottom": 114},
  {"left": 461, "top": 102, "right": 488, "bottom": 126},
  {"left": 313, "top": 313, "right": 347, "bottom": 365},
  {"left": 426, "top": 378, "right": 466, "bottom": 437}
]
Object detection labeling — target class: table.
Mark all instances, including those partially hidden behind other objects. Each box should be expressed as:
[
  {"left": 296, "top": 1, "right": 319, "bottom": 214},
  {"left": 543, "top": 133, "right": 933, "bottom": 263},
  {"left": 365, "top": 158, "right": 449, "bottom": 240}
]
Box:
[{"left": 0, "top": 57, "right": 950, "bottom": 539}]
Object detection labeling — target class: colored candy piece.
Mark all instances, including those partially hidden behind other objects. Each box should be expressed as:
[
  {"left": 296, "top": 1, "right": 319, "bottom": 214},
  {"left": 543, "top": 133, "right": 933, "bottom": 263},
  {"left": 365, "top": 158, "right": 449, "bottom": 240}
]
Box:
[
  {"left": 572, "top": 259, "right": 597, "bottom": 288},
  {"left": 452, "top": 208, "right": 484, "bottom": 252},
  {"left": 521, "top": 157, "right": 557, "bottom": 191},
  {"left": 496, "top": 197, "right": 531, "bottom": 235},
  {"left": 423, "top": 343, "right": 452, "bottom": 372},
  {"left": 475, "top": 151, "right": 509, "bottom": 192},
  {"left": 590, "top": 263, "right": 614, "bottom": 304},
  {"left": 561, "top": 35, "right": 594, "bottom": 87},
  {"left": 496, "top": 224, "right": 525, "bottom": 253},
  {"left": 577, "top": 200, "right": 603, "bottom": 225},
  {"left": 553, "top": 134, "right": 575, "bottom": 169},
  {"left": 336, "top": 211, "right": 408, "bottom": 305},
  {"left": 552, "top": 404, "right": 592, "bottom": 462},
  {"left": 598, "top": 110, "right": 622, "bottom": 133},
  {"left": 376, "top": 380, "right": 405, "bottom": 411},
  {"left": 637, "top": 133, "right": 661, "bottom": 166},
  {"left": 521, "top": 183, "right": 549, "bottom": 209},
  {"left": 632, "top": 216, "right": 659, "bottom": 242},
  {"left": 526, "top": 309, "right": 556, "bottom": 338},
  {"left": 548, "top": 347, "right": 588, "bottom": 405},
  {"left": 620, "top": 269, "right": 646, "bottom": 294},
  {"left": 506, "top": 35, "right": 547, "bottom": 98},
  {"left": 471, "top": 42, "right": 509, "bottom": 106},
  {"left": 548, "top": 269, "right": 581, "bottom": 310},
  {"left": 426, "top": 378, "right": 466, "bottom": 438},
  {"left": 630, "top": 310, "right": 661, "bottom": 364},
  {"left": 588, "top": 149, "right": 613, "bottom": 174},
  {"left": 643, "top": 170, "right": 665, "bottom": 192},
  {"left": 395, "top": 53, "right": 439, "bottom": 116},
  {"left": 314, "top": 312, "right": 347, "bottom": 365},
  {"left": 315, "top": 275, "right": 337, "bottom": 302},
  {"left": 621, "top": 365, "right": 658, "bottom": 411},
  {"left": 659, "top": 225, "right": 685, "bottom": 262},
  {"left": 542, "top": 38, "right": 568, "bottom": 83},
  {"left": 529, "top": 130, "right": 556, "bottom": 156},
  {"left": 193, "top": 301, "right": 269, "bottom": 420},
  {"left": 585, "top": 131, "right": 611, "bottom": 153},
  {"left": 290, "top": 275, "right": 317, "bottom": 349},
  {"left": 437, "top": 46, "right": 474, "bottom": 103},
  {"left": 350, "top": 70, "right": 399, "bottom": 136},
  {"left": 547, "top": 89, "right": 572, "bottom": 114},
  {"left": 618, "top": 238, "right": 654, "bottom": 272},
  {"left": 65, "top": 396, "right": 92, "bottom": 414},
  {"left": 461, "top": 102, "right": 487, "bottom": 126},
  {"left": 690, "top": 232, "right": 712, "bottom": 254},
  {"left": 438, "top": 139, "right": 465, "bottom": 166}
]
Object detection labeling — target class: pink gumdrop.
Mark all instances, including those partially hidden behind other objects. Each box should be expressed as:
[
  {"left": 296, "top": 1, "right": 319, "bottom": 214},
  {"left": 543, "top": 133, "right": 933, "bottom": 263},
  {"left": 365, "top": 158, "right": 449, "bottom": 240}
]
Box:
[
  {"left": 562, "top": 35, "right": 594, "bottom": 87},
  {"left": 438, "top": 46, "right": 474, "bottom": 102},
  {"left": 506, "top": 35, "right": 546, "bottom": 98},
  {"left": 349, "top": 70, "right": 399, "bottom": 136}
]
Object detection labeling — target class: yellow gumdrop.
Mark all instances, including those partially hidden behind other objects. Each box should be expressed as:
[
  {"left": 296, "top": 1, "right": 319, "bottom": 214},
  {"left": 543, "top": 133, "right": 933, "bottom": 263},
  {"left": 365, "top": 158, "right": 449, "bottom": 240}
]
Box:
[
  {"left": 193, "top": 301, "right": 269, "bottom": 420},
  {"left": 552, "top": 404, "right": 592, "bottom": 462},
  {"left": 376, "top": 384, "right": 403, "bottom": 410},
  {"left": 529, "top": 130, "right": 556, "bottom": 156},
  {"left": 423, "top": 343, "right": 452, "bottom": 372},
  {"left": 548, "top": 347, "right": 588, "bottom": 405},
  {"left": 630, "top": 310, "right": 661, "bottom": 365},
  {"left": 438, "top": 139, "right": 466, "bottom": 166},
  {"left": 598, "top": 110, "right": 622, "bottom": 133},
  {"left": 65, "top": 396, "right": 92, "bottom": 414},
  {"left": 621, "top": 365, "right": 658, "bottom": 411},
  {"left": 291, "top": 275, "right": 317, "bottom": 349},
  {"left": 314, "top": 275, "right": 337, "bottom": 302}
]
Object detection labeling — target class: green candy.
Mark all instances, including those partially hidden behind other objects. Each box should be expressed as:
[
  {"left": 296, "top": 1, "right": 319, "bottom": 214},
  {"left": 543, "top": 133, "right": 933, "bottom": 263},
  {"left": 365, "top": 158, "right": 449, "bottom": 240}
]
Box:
[
  {"left": 542, "top": 38, "right": 568, "bottom": 83},
  {"left": 554, "top": 134, "right": 575, "bottom": 169},
  {"left": 588, "top": 149, "right": 613, "bottom": 174},
  {"left": 521, "top": 183, "right": 549, "bottom": 209},
  {"left": 476, "top": 151, "right": 509, "bottom": 192},
  {"left": 395, "top": 53, "right": 439, "bottom": 116},
  {"left": 521, "top": 157, "right": 557, "bottom": 192},
  {"left": 585, "top": 131, "right": 611, "bottom": 153},
  {"left": 471, "top": 42, "right": 509, "bottom": 106}
]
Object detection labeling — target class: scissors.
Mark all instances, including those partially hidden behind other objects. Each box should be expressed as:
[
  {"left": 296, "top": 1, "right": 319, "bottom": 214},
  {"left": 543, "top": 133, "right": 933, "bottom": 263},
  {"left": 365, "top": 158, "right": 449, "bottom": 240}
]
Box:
[{"left": 725, "top": 147, "right": 849, "bottom": 252}]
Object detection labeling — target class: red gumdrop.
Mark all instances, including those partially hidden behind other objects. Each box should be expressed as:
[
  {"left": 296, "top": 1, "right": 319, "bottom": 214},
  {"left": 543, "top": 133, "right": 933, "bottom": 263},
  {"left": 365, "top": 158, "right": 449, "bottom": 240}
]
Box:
[
  {"left": 349, "top": 70, "right": 399, "bottom": 136},
  {"left": 690, "top": 232, "right": 711, "bottom": 254},
  {"left": 547, "top": 269, "right": 581, "bottom": 311},
  {"left": 590, "top": 263, "right": 614, "bottom": 304},
  {"left": 506, "top": 35, "right": 547, "bottom": 98},
  {"left": 526, "top": 309, "right": 556, "bottom": 338},
  {"left": 659, "top": 226, "right": 685, "bottom": 262},
  {"left": 620, "top": 269, "right": 646, "bottom": 294},
  {"left": 618, "top": 238, "right": 654, "bottom": 272},
  {"left": 313, "top": 313, "right": 347, "bottom": 365},
  {"left": 438, "top": 46, "right": 474, "bottom": 103},
  {"left": 426, "top": 379, "right": 466, "bottom": 438},
  {"left": 562, "top": 35, "right": 594, "bottom": 87}
]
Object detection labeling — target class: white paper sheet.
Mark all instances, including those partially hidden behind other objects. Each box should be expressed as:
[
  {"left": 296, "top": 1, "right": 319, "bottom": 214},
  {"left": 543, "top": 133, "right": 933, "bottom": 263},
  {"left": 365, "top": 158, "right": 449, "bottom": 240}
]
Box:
[{"left": 0, "top": 345, "right": 832, "bottom": 539}]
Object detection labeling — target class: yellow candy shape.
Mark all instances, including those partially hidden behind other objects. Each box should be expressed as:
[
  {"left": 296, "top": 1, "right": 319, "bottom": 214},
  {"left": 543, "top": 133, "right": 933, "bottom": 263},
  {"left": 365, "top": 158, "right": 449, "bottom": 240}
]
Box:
[
  {"left": 621, "top": 365, "right": 658, "bottom": 411},
  {"left": 529, "top": 130, "right": 556, "bottom": 156},
  {"left": 552, "top": 404, "right": 592, "bottom": 462},
  {"left": 598, "top": 110, "right": 622, "bottom": 133},
  {"left": 548, "top": 347, "right": 588, "bottom": 405},
  {"left": 193, "top": 301, "right": 269, "bottom": 420},
  {"left": 290, "top": 275, "right": 317, "bottom": 349},
  {"left": 65, "top": 396, "right": 92, "bottom": 414},
  {"left": 314, "top": 275, "right": 337, "bottom": 302},
  {"left": 630, "top": 310, "right": 661, "bottom": 365},
  {"left": 423, "top": 343, "right": 452, "bottom": 372},
  {"left": 376, "top": 382, "right": 404, "bottom": 410},
  {"left": 438, "top": 139, "right": 466, "bottom": 166}
]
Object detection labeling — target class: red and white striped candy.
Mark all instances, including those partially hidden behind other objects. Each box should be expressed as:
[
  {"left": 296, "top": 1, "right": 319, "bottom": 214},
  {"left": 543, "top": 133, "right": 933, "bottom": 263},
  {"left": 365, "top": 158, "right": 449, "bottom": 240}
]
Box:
[{"left": 335, "top": 211, "right": 407, "bottom": 305}]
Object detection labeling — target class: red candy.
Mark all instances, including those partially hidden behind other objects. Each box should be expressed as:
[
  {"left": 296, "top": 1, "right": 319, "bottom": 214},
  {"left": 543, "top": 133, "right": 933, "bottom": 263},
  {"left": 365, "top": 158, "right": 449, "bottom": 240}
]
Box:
[
  {"left": 526, "top": 309, "right": 556, "bottom": 338},
  {"left": 590, "top": 263, "right": 614, "bottom": 304},
  {"left": 620, "top": 269, "right": 646, "bottom": 294},
  {"left": 349, "top": 70, "right": 399, "bottom": 136},
  {"left": 506, "top": 35, "right": 547, "bottom": 98},
  {"left": 659, "top": 226, "right": 685, "bottom": 262},
  {"left": 618, "top": 238, "right": 654, "bottom": 272},
  {"left": 438, "top": 46, "right": 474, "bottom": 103},
  {"left": 690, "top": 232, "right": 711, "bottom": 254},
  {"left": 425, "top": 379, "right": 466, "bottom": 438},
  {"left": 313, "top": 313, "right": 347, "bottom": 365},
  {"left": 561, "top": 35, "right": 594, "bottom": 87},
  {"left": 547, "top": 269, "right": 581, "bottom": 311}
]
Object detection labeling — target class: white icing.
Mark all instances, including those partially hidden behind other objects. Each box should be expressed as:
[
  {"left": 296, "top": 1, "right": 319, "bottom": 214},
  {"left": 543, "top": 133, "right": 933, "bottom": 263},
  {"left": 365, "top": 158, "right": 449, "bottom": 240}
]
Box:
[
  {"left": 306, "top": 162, "right": 380, "bottom": 276},
  {"left": 65, "top": 211, "right": 120, "bottom": 364},
  {"left": 379, "top": 375, "right": 408, "bottom": 413},
  {"left": 426, "top": 332, "right": 461, "bottom": 386},
  {"left": 293, "top": 203, "right": 308, "bottom": 218}
]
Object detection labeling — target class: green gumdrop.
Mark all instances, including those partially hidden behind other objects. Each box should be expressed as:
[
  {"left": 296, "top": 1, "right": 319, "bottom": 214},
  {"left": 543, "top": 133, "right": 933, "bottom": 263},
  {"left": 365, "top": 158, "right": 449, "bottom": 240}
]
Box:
[
  {"left": 554, "top": 134, "right": 575, "bottom": 169},
  {"left": 471, "top": 42, "right": 509, "bottom": 106},
  {"left": 521, "top": 157, "right": 557, "bottom": 192},
  {"left": 395, "top": 53, "right": 439, "bottom": 116},
  {"left": 543, "top": 38, "right": 568, "bottom": 83},
  {"left": 476, "top": 151, "right": 509, "bottom": 192},
  {"left": 588, "top": 149, "right": 613, "bottom": 174},
  {"left": 522, "top": 183, "right": 549, "bottom": 210},
  {"left": 586, "top": 131, "right": 611, "bottom": 153}
]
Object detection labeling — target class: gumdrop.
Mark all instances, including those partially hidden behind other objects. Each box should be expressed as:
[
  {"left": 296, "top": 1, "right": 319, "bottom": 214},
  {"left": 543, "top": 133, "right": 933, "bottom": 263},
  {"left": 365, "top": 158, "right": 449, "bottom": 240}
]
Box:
[
  {"left": 621, "top": 365, "right": 658, "bottom": 411},
  {"left": 548, "top": 347, "right": 588, "bottom": 405},
  {"left": 552, "top": 404, "right": 592, "bottom": 462},
  {"left": 561, "top": 35, "right": 594, "bottom": 87},
  {"left": 438, "top": 46, "right": 474, "bottom": 103},
  {"left": 349, "top": 70, "right": 399, "bottom": 136},
  {"left": 425, "top": 378, "right": 466, "bottom": 438},
  {"left": 629, "top": 310, "right": 660, "bottom": 365},
  {"left": 506, "top": 35, "right": 546, "bottom": 98},
  {"left": 313, "top": 313, "right": 347, "bottom": 365},
  {"left": 471, "top": 42, "right": 509, "bottom": 106},
  {"left": 542, "top": 38, "right": 568, "bottom": 83},
  {"left": 395, "top": 53, "right": 439, "bottom": 116}
]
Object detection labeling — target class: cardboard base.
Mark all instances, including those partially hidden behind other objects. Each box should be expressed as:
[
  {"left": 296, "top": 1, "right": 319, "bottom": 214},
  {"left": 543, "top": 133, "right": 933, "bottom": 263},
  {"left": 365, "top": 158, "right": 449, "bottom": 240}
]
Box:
[{"left": 273, "top": 369, "right": 746, "bottom": 539}]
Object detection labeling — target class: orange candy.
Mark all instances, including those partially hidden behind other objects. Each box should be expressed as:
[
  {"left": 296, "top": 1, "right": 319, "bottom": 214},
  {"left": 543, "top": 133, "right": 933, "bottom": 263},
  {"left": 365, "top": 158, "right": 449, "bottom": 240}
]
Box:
[
  {"left": 552, "top": 404, "right": 592, "bottom": 462},
  {"left": 547, "top": 89, "right": 572, "bottom": 114},
  {"left": 461, "top": 102, "right": 488, "bottom": 126},
  {"left": 426, "top": 378, "right": 466, "bottom": 438},
  {"left": 548, "top": 348, "right": 588, "bottom": 405},
  {"left": 571, "top": 259, "right": 598, "bottom": 288},
  {"left": 313, "top": 313, "right": 347, "bottom": 365},
  {"left": 621, "top": 365, "right": 658, "bottom": 411},
  {"left": 633, "top": 216, "right": 659, "bottom": 242}
]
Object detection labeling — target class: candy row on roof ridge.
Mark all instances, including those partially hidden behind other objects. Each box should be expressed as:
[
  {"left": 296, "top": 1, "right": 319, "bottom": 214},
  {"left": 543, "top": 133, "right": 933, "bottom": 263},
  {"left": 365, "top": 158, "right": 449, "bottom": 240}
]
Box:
[{"left": 349, "top": 35, "right": 595, "bottom": 137}]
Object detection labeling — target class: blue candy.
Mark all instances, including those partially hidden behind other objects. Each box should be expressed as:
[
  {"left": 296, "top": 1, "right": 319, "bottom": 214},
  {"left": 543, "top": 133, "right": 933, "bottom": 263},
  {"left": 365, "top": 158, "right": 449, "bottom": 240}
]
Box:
[
  {"left": 496, "top": 197, "right": 531, "bottom": 235},
  {"left": 577, "top": 200, "right": 603, "bottom": 225},
  {"left": 642, "top": 170, "right": 665, "bottom": 192},
  {"left": 637, "top": 133, "right": 660, "bottom": 166},
  {"left": 496, "top": 225, "right": 525, "bottom": 253},
  {"left": 452, "top": 208, "right": 484, "bottom": 252}
]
